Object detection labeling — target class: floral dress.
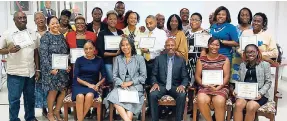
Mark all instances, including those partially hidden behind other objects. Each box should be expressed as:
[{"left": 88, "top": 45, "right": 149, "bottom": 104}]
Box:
[{"left": 39, "top": 31, "right": 69, "bottom": 92}]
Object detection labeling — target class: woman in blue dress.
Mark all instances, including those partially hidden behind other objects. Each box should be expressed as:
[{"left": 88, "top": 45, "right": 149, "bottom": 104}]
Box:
[
  {"left": 208, "top": 6, "right": 239, "bottom": 61},
  {"left": 72, "top": 41, "right": 106, "bottom": 121}
]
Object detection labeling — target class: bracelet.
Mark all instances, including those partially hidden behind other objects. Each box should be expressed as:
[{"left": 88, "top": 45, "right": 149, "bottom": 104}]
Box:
[{"left": 36, "top": 70, "right": 41, "bottom": 72}]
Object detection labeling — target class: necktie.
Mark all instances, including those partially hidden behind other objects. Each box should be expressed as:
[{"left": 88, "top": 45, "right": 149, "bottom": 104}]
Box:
[
  {"left": 144, "top": 31, "right": 152, "bottom": 61},
  {"left": 47, "top": 10, "right": 51, "bottom": 17},
  {"left": 166, "top": 57, "right": 173, "bottom": 90}
]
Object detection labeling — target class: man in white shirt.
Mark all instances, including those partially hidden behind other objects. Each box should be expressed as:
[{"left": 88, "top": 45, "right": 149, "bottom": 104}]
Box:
[
  {"left": 180, "top": 8, "right": 191, "bottom": 34},
  {"left": 41, "top": 1, "right": 56, "bottom": 18},
  {"left": 155, "top": 13, "right": 169, "bottom": 34},
  {"left": 0, "top": 12, "right": 40, "bottom": 121}
]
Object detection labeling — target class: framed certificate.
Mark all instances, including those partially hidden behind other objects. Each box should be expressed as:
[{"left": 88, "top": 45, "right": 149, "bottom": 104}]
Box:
[
  {"left": 139, "top": 37, "right": 156, "bottom": 48},
  {"left": 236, "top": 82, "right": 258, "bottom": 99},
  {"left": 70, "top": 48, "right": 85, "bottom": 63},
  {"left": 118, "top": 88, "right": 139, "bottom": 103},
  {"left": 202, "top": 70, "right": 223, "bottom": 85},
  {"left": 52, "top": 54, "right": 69, "bottom": 70},
  {"left": 11, "top": 30, "right": 34, "bottom": 48},
  {"left": 104, "top": 36, "right": 122, "bottom": 50},
  {"left": 240, "top": 35, "right": 258, "bottom": 50},
  {"left": 194, "top": 33, "right": 211, "bottom": 48}
]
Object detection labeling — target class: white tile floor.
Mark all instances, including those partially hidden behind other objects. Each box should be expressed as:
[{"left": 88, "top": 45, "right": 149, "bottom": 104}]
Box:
[{"left": 0, "top": 76, "right": 286, "bottom": 121}]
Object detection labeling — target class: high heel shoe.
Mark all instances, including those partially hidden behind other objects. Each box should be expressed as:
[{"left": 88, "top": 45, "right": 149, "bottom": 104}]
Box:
[{"left": 53, "top": 109, "right": 64, "bottom": 121}]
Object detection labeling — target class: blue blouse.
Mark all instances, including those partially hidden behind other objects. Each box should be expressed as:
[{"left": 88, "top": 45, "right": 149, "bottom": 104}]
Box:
[{"left": 210, "top": 23, "right": 239, "bottom": 60}]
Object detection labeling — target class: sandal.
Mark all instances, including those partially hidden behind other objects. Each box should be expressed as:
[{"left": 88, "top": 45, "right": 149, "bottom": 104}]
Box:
[
  {"left": 53, "top": 109, "right": 64, "bottom": 121},
  {"left": 47, "top": 112, "right": 56, "bottom": 121}
]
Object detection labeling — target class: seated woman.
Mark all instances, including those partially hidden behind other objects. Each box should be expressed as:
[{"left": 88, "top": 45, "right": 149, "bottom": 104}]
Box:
[
  {"left": 105, "top": 37, "right": 147, "bottom": 121},
  {"left": 72, "top": 41, "right": 106, "bottom": 121},
  {"left": 195, "top": 37, "right": 230, "bottom": 121},
  {"left": 233, "top": 44, "right": 272, "bottom": 121}
]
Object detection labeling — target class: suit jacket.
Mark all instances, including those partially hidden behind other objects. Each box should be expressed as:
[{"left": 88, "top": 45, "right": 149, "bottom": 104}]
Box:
[
  {"left": 41, "top": 8, "right": 56, "bottom": 17},
  {"left": 151, "top": 54, "right": 189, "bottom": 87},
  {"left": 113, "top": 55, "right": 147, "bottom": 92},
  {"left": 238, "top": 61, "right": 272, "bottom": 99}
]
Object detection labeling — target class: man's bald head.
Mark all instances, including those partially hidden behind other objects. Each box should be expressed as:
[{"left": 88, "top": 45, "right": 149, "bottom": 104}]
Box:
[
  {"left": 13, "top": 11, "right": 27, "bottom": 30},
  {"left": 155, "top": 13, "right": 165, "bottom": 29},
  {"left": 165, "top": 38, "right": 176, "bottom": 55}
]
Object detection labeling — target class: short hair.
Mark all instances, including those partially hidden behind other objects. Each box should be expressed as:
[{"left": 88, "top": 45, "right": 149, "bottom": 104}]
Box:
[
  {"left": 119, "top": 37, "right": 137, "bottom": 56},
  {"left": 146, "top": 15, "right": 156, "bottom": 20},
  {"left": 47, "top": 16, "right": 58, "bottom": 25},
  {"left": 213, "top": 6, "right": 232, "bottom": 23},
  {"left": 13, "top": 11, "right": 26, "bottom": 20},
  {"left": 242, "top": 44, "right": 263, "bottom": 64},
  {"left": 191, "top": 12, "right": 202, "bottom": 21},
  {"left": 34, "top": 12, "right": 45, "bottom": 21},
  {"left": 74, "top": 15, "right": 85, "bottom": 23},
  {"left": 115, "top": 1, "right": 125, "bottom": 7},
  {"left": 180, "top": 8, "right": 189, "bottom": 15},
  {"left": 106, "top": 10, "right": 118, "bottom": 18},
  {"left": 91, "top": 7, "right": 103, "bottom": 15},
  {"left": 167, "top": 14, "right": 183, "bottom": 31},
  {"left": 238, "top": 7, "right": 253, "bottom": 24},
  {"left": 60, "top": 9, "right": 72, "bottom": 18},
  {"left": 254, "top": 12, "right": 268, "bottom": 31},
  {"left": 155, "top": 13, "right": 165, "bottom": 19},
  {"left": 123, "top": 10, "right": 140, "bottom": 27}
]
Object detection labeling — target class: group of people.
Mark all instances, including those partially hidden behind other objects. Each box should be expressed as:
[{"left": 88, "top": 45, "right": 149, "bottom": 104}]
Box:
[{"left": 0, "top": 1, "right": 279, "bottom": 121}]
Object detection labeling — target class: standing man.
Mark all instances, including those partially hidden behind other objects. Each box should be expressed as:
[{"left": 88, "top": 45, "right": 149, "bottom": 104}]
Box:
[
  {"left": 180, "top": 8, "right": 191, "bottom": 33},
  {"left": 155, "top": 13, "right": 169, "bottom": 34},
  {"left": 0, "top": 12, "right": 40, "bottom": 121},
  {"left": 41, "top": 1, "right": 56, "bottom": 18},
  {"left": 149, "top": 38, "right": 189, "bottom": 121},
  {"left": 103, "top": 1, "right": 125, "bottom": 29}
]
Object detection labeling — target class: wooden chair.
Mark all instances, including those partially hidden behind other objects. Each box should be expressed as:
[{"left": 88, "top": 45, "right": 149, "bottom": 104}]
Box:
[
  {"left": 142, "top": 87, "right": 189, "bottom": 121},
  {"left": 63, "top": 89, "right": 105, "bottom": 121},
  {"left": 192, "top": 87, "right": 233, "bottom": 121},
  {"left": 254, "top": 64, "right": 282, "bottom": 121}
]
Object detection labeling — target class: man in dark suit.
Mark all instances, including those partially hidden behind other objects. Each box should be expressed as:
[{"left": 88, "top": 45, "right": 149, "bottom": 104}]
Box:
[
  {"left": 41, "top": 1, "right": 56, "bottom": 18},
  {"left": 149, "top": 38, "right": 189, "bottom": 121}
]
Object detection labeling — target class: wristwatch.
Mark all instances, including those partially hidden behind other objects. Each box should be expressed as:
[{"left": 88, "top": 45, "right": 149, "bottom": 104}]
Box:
[{"left": 219, "top": 39, "right": 224, "bottom": 44}]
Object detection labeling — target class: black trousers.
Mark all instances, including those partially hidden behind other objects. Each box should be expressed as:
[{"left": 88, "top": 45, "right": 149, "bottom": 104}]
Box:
[{"left": 149, "top": 86, "right": 186, "bottom": 121}]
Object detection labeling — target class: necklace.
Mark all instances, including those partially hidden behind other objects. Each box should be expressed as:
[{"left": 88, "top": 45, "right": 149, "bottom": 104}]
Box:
[{"left": 213, "top": 26, "right": 226, "bottom": 33}]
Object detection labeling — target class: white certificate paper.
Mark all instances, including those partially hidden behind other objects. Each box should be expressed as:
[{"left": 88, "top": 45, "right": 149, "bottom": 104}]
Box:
[
  {"left": 118, "top": 88, "right": 139, "bottom": 103},
  {"left": 202, "top": 70, "right": 223, "bottom": 85},
  {"left": 104, "top": 36, "right": 122, "bottom": 50},
  {"left": 236, "top": 82, "right": 258, "bottom": 99},
  {"left": 240, "top": 35, "right": 258, "bottom": 50},
  {"left": 139, "top": 37, "right": 156, "bottom": 48},
  {"left": 70, "top": 48, "right": 85, "bottom": 63},
  {"left": 52, "top": 54, "right": 69, "bottom": 70},
  {"left": 12, "top": 30, "right": 34, "bottom": 48},
  {"left": 194, "top": 33, "right": 211, "bottom": 48}
]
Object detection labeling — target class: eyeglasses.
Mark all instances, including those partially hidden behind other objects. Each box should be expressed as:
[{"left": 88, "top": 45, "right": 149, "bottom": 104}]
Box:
[{"left": 190, "top": 19, "right": 201, "bottom": 22}]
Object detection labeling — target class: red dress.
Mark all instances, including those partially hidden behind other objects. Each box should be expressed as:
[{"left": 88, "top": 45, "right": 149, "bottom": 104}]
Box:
[{"left": 198, "top": 54, "right": 229, "bottom": 98}]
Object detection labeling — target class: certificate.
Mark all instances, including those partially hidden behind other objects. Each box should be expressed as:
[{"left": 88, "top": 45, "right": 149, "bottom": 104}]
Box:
[
  {"left": 202, "top": 70, "right": 223, "bottom": 85},
  {"left": 236, "top": 82, "right": 258, "bottom": 99},
  {"left": 118, "top": 88, "right": 140, "bottom": 103},
  {"left": 240, "top": 35, "right": 258, "bottom": 50},
  {"left": 52, "top": 54, "right": 69, "bottom": 70},
  {"left": 11, "top": 30, "right": 34, "bottom": 48},
  {"left": 194, "top": 33, "right": 211, "bottom": 48},
  {"left": 70, "top": 48, "right": 85, "bottom": 63},
  {"left": 139, "top": 37, "right": 156, "bottom": 48},
  {"left": 104, "top": 36, "right": 122, "bottom": 50}
]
